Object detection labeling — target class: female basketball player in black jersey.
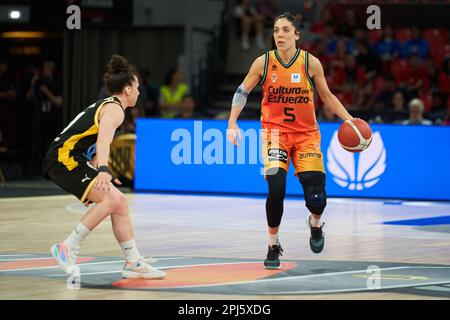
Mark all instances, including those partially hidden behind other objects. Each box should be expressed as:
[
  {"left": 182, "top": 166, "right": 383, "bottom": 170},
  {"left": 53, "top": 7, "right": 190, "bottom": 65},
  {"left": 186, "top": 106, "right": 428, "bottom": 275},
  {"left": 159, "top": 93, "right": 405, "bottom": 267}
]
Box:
[{"left": 42, "top": 54, "right": 165, "bottom": 279}]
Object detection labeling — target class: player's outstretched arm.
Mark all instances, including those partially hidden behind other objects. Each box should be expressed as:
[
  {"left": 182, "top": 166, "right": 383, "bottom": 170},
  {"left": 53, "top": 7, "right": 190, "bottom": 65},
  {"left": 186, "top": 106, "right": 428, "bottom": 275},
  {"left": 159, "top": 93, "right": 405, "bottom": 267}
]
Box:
[
  {"left": 308, "top": 54, "right": 353, "bottom": 122},
  {"left": 227, "top": 55, "right": 265, "bottom": 146}
]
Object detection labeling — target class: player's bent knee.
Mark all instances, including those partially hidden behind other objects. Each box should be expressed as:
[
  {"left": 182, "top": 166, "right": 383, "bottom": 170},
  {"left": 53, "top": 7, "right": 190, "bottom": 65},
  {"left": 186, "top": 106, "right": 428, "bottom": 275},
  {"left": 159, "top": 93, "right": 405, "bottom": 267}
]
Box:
[
  {"left": 107, "top": 193, "right": 128, "bottom": 214},
  {"left": 298, "top": 171, "right": 327, "bottom": 215}
]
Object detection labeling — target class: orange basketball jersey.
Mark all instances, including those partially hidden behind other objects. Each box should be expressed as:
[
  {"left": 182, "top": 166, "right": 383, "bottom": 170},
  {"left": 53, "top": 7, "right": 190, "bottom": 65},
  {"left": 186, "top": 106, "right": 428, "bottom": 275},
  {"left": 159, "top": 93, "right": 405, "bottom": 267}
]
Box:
[{"left": 260, "top": 49, "right": 318, "bottom": 132}]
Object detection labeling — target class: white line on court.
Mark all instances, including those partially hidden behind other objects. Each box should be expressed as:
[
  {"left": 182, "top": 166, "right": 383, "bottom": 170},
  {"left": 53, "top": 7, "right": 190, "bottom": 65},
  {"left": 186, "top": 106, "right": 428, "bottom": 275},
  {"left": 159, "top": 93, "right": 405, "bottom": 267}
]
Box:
[
  {"left": 0, "top": 254, "right": 36, "bottom": 257},
  {"left": 0, "top": 195, "right": 74, "bottom": 202},
  {"left": 46, "top": 261, "right": 264, "bottom": 277},
  {"left": 0, "top": 257, "right": 191, "bottom": 273}
]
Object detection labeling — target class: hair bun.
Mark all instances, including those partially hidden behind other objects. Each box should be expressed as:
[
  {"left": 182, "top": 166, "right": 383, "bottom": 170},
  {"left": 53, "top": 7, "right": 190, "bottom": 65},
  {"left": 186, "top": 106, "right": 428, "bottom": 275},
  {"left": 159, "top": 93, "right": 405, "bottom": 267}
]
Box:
[{"left": 108, "top": 54, "right": 130, "bottom": 74}]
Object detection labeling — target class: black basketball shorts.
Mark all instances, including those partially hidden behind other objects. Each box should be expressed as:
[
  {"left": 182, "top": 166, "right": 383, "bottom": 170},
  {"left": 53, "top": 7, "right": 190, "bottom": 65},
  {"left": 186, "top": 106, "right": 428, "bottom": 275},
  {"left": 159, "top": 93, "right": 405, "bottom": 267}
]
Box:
[{"left": 46, "top": 161, "right": 99, "bottom": 204}]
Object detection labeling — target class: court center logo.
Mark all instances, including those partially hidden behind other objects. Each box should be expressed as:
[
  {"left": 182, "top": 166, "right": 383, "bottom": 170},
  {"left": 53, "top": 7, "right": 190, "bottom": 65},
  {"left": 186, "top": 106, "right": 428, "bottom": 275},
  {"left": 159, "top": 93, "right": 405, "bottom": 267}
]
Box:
[{"left": 326, "top": 131, "right": 386, "bottom": 191}]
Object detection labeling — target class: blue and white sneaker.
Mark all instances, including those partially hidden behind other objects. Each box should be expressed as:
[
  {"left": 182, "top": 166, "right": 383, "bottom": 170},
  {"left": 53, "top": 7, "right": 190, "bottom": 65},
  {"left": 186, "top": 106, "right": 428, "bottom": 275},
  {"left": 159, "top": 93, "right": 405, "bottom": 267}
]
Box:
[
  {"left": 122, "top": 258, "right": 166, "bottom": 279},
  {"left": 50, "top": 242, "right": 80, "bottom": 275}
]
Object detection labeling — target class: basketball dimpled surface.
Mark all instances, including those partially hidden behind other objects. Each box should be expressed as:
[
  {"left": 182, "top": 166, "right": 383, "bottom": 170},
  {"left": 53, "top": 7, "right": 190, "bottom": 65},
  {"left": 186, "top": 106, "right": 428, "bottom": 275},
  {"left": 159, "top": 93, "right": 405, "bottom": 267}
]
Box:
[{"left": 338, "top": 118, "right": 372, "bottom": 153}]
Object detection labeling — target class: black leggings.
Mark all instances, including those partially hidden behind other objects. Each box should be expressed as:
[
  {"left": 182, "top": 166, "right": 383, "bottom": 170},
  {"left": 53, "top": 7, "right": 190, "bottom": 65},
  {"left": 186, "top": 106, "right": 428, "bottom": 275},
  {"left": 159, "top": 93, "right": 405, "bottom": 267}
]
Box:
[
  {"left": 266, "top": 169, "right": 327, "bottom": 228},
  {"left": 266, "top": 168, "right": 287, "bottom": 228}
]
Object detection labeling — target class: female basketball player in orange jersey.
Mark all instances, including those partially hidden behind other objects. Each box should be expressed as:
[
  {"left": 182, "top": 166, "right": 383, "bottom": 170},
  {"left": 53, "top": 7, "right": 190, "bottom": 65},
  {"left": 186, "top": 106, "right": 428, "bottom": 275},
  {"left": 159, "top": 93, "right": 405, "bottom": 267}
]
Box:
[{"left": 227, "top": 13, "right": 354, "bottom": 269}]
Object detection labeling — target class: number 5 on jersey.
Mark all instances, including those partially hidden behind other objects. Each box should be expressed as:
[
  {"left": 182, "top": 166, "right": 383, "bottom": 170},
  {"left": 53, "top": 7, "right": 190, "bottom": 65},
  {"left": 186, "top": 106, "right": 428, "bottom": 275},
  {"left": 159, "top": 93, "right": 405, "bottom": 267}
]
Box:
[{"left": 283, "top": 107, "right": 296, "bottom": 122}]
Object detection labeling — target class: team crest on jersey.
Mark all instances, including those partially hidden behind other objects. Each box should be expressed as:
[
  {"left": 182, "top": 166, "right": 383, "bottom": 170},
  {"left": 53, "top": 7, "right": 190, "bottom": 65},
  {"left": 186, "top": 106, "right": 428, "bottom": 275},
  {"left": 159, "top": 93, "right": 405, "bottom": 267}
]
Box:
[
  {"left": 271, "top": 64, "right": 277, "bottom": 71},
  {"left": 271, "top": 73, "right": 278, "bottom": 83},
  {"left": 291, "top": 73, "right": 301, "bottom": 83}
]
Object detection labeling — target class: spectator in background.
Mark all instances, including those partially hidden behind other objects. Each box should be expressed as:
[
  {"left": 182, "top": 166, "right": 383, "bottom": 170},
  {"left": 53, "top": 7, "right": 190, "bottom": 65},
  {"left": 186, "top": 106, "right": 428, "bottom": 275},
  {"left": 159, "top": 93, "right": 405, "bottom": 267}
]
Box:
[
  {"left": 442, "top": 104, "right": 450, "bottom": 125},
  {"left": 234, "top": 0, "right": 266, "bottom": 50},
  {"left": 159, "top": 68, "right": 189, "bottom": 119},
  {"left": 425, "top": 59, "right": 439, "bottom": 91},
  {"left": 390, "top": 91, "right": 407, "bottom": 112},
  {"left": 402, "top": 98, "right": 432, "bottom": 125},
  {"left": 180, "top": 94, "right": 196, "bottom": 119},
  {"left": 256, "top": 0, "right": 278, "bottom": 22},
  {"left": 438, "top": 58, "right": 450, "bottom": 96},
  {"left": 408, "top": 54, "right": 429, "bottom": 96},
  {"left": 353, "top": 80, "right": 376, "bottom": 111},
  {"left": 355, "top": 40, "right": 381, "bottom": 80},
  {"left": 329, "top": 38, "right": 349, "bottom": 71},
  {"left": 0, "top": 58, "right": 17, "bottom": 149},
  {"left": 26, "top": 60, "right": 63, "bottom": 169},
  {"left": 323, "top": 25, "right": 338, "bottom": 55},
  {"left": 374, "top": 76, "right": 396, "bottom": 111},
  {"left": 140, "top": 69, "right": 160, "bottom": 117},
  {"left": 376, "top": 25, "right": 401, "bottom": 62},
  {"left": 336, "top": 8, "right": 357, "bottom": 38},
  {"left": 310, "top": 7, "right": 333, "bottom": 34},
  {"left": 402, "top": 26, "right": 429, "bottom": 59},
  {"left": 21, "top": 64, "right": 41, "bottom": 177}
]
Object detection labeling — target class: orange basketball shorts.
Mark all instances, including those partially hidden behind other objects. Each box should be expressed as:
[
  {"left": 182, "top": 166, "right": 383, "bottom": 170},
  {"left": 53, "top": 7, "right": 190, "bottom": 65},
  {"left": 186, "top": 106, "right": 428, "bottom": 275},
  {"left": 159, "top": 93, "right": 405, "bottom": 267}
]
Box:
[{"left": 262, "top": 129, "right": 325, "bottom": 177}]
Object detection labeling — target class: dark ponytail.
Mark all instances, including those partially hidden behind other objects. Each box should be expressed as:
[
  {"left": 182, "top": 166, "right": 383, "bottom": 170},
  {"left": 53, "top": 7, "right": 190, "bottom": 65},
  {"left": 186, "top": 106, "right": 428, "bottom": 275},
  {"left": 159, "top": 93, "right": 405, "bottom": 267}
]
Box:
[{"left": 103, "top": 54, "right": 138, "bottom": 94}]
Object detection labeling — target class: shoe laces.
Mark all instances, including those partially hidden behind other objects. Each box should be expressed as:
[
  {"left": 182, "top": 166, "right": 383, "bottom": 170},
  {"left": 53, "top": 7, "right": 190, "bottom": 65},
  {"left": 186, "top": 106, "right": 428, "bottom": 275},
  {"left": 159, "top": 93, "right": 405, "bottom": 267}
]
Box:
[
  {"left": 268, "top": 244, "right": 284, "bottom": 258},
  {"left": 69, "top": 246, "right": 80, "bottom": 264},
  {"left": 311, "top": 222, "right": 325, "bottom": 240}
]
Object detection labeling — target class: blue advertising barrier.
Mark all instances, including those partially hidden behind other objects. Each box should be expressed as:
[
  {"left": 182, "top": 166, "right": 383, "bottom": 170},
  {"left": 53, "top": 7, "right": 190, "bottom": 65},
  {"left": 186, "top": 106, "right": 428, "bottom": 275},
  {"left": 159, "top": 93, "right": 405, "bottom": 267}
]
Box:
[{"left": 135, "top": 119, "right": 450, "bottom": 201}]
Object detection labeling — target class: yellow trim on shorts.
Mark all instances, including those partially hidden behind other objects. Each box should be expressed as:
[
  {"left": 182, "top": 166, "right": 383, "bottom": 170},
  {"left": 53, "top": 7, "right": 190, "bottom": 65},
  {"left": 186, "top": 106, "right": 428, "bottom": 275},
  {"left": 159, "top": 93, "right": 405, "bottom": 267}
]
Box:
[{"left": 80, "top": 176, "right": 97, "bottom": 204}]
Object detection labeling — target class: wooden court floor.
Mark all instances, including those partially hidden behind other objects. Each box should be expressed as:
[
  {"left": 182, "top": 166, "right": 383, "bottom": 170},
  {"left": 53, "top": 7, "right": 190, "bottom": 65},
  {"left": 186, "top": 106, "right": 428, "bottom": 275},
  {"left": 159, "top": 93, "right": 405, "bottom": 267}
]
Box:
[{"left": 1, "top": 193, "right": 450, "bottom": 299}]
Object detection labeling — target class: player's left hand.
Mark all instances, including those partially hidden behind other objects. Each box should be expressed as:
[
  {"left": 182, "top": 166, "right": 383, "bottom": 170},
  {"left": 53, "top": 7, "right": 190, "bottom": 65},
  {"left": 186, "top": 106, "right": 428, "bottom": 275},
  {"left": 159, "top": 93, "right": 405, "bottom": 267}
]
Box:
[{"left": 93, "top": 172, "right": 113, "bottom": 192}]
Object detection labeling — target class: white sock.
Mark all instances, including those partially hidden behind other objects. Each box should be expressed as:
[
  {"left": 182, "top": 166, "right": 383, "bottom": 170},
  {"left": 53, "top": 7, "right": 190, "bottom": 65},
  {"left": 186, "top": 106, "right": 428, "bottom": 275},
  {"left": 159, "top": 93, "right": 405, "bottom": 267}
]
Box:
[
  {"left": 120, "top": 239, "right": 141, "bottom": 262},
  {"left": 64, "top": 222, "right": 90, "bottom": 248},
  {"left": 268, "top": 233, "right": 279, "bottom": 246}
]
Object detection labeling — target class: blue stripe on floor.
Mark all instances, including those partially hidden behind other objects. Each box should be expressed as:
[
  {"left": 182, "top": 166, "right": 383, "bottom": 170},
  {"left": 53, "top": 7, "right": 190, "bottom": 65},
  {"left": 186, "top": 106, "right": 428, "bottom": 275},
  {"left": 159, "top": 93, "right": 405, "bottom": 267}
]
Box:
[{"left": 383, "top": 216, "right": 450, "bottom": 226}]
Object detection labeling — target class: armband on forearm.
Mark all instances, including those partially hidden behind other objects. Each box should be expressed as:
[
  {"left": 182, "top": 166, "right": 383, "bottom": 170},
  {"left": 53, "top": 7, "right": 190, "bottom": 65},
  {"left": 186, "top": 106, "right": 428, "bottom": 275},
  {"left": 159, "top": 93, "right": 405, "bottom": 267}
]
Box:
[{"left": 231, "top": 84, "right": 250, "bottom": 110}]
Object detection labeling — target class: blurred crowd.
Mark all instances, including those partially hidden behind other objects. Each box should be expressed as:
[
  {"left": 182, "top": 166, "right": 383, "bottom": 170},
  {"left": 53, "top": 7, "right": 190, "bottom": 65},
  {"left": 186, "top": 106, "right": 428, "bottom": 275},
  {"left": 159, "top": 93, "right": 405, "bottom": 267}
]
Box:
[
  {"left": 0, "top": 58, "right": 198, "bottom": 178},
  {"left": 1, "top": 0, "right": 449, "bottom": 179},
  {"left": 231, "top": 0, "right": 449, "bottom": 125},
  {"left": 306, "top": 6, "right": 450, "bottom": 125}
]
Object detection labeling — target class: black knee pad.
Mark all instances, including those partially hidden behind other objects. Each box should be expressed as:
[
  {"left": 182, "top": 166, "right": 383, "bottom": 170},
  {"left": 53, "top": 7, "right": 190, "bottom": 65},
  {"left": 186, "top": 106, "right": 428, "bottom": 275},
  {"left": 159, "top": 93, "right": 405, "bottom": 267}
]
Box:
[
  {"left": 266, "top": 169, "right": 287, "bottom": 228},
  {"left": 298, "top": 171, "right": 327, "bottom": 215}
]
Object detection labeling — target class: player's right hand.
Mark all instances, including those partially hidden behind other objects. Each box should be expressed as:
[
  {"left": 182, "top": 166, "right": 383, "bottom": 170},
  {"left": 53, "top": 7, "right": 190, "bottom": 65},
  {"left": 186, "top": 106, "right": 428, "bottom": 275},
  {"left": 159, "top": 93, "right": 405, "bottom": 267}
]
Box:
[
  {"left": 94, "top": 172, "right": 113, "bottom": 192},
  {"left": 227, "top": 122, "right": 242, "bottom": 146}
]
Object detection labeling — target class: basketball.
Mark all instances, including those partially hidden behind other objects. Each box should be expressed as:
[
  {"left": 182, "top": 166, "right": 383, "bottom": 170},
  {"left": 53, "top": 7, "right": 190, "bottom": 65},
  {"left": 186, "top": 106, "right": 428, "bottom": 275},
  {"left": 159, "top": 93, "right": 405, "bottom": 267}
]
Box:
[{"left": 338, "top": 118, "right": 373, "bottom": 153}]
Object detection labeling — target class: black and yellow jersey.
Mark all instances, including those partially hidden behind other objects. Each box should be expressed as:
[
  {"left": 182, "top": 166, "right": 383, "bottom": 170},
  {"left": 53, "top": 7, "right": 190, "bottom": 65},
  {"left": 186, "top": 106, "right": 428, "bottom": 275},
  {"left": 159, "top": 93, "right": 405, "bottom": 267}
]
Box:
[{"left": 44, "top": 96, "right": 124, "bottom": 172}]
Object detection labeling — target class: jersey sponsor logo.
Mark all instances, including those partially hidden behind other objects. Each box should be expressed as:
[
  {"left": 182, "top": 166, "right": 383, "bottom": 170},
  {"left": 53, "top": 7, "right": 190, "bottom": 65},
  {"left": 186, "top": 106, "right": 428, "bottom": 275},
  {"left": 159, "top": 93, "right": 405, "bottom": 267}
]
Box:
[
  {"left": 268, "top": 148, "right": 288, "bottom": 163},
  {"left": 327, "top": 131, "right": 386, "bottom": 191},
  {"left": 83, "top": 143, "right": 97, "bottom": 161},
  {"left": 291, "top": 73, "right": 301, "bottom": 83},
  {"left": 267, "top": 86, "right": 310, "bottom": 95},
  {"left": 299, "top": 152, "right": 322, "bottom": 159},
  {"left": 81, "top": 174, "right": 91, "bottom": 183},
  {"left": 266, "top": 86, "right": 312, "bottom": 104},
  {"left": 271, "top": 73, "right": 278, "bottom": 83}
]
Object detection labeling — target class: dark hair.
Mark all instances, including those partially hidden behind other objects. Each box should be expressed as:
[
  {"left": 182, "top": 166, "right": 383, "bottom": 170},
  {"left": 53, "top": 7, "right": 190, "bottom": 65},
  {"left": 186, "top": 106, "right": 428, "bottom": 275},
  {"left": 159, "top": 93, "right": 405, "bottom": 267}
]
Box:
[
  {"left": 164, "top": 67, "right": 178, "bottom": 86},
  {"left": 103, "top": 54, "right": 138, "bottom": 94},
  {"left": 271, "top": 12, "right": 302, "bottom": 50}
]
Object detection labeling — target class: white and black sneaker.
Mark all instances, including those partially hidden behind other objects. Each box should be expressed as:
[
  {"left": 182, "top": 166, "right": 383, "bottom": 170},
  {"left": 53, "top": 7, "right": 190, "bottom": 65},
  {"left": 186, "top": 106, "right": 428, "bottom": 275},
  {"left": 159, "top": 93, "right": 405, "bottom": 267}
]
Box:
[{"left": 263, "top": 243, "right": 283, "bottom": 269}]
